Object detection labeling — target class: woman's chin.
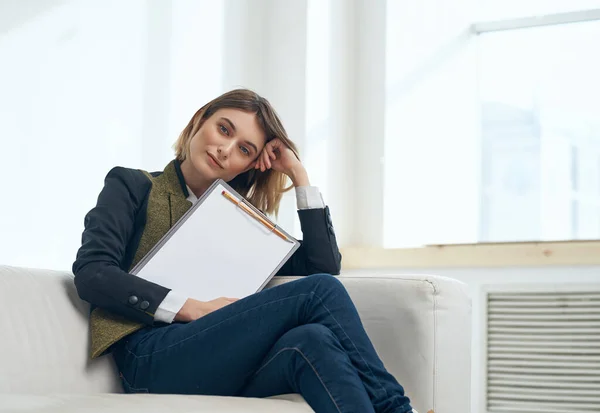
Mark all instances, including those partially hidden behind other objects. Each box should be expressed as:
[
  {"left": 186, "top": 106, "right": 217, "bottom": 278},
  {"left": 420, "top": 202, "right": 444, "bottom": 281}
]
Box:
[{"left": 189, "top": 157, "right": 212, "bottom": 177}]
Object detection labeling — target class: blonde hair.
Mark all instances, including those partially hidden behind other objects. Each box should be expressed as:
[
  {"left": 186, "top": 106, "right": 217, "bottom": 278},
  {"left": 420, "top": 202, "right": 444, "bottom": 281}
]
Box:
[{"left": 173, "top": 89, "right": 299, "bottom": 216}]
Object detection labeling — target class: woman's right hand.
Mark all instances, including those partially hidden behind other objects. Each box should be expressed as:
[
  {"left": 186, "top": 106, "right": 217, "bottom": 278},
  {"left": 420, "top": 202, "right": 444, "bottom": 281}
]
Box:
[{"left": 174, "top": 297, "right": 238, "bottom": 322}]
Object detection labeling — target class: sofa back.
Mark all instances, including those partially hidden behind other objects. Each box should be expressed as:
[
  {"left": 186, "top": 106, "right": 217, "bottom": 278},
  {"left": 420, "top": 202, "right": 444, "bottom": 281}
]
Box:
[{"left": 0, "top": 265, "right": 122, "bottom": 394}]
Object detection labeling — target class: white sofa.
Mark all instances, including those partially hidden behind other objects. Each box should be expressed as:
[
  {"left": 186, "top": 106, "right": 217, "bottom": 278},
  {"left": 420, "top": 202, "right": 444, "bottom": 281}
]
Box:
[{"left": 0, "top": 265, "right": 471, "bottom": 413}]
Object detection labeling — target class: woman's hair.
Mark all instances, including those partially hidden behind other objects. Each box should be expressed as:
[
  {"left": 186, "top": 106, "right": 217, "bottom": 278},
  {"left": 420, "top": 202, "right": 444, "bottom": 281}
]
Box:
[{"left": 173, "top": 88, "right": 299, "bottom": 216}]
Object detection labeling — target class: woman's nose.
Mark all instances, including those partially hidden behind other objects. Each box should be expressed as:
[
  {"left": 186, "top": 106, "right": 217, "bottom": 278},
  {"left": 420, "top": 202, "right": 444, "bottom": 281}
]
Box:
[{"left": 217, "top": 143, "right": 234, "bottom": 159}]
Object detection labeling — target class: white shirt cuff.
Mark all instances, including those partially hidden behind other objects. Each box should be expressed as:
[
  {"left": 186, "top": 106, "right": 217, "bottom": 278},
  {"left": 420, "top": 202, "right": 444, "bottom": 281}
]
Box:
[
  {"left": 295, "top": 186, "right": 325, "bottom": 210},
  {"left": 154, "top": 291, "right": 188, "bottom": 324}
]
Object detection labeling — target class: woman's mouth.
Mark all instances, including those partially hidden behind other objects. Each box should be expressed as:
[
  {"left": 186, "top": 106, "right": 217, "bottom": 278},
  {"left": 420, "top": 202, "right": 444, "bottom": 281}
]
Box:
[{"left": 207, "top": 153, "right": 224, "bottom": 169}]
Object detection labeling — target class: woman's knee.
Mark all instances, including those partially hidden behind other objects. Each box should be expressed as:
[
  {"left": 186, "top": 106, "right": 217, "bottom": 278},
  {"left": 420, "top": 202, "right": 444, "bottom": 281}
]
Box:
[
  {"left": 282, "top": 323, "right": 338, "bottom": 348},
  {"left": 279, "top": 325, "right": 349, "bottom": 368},
  {"left": 306, "top": 273, "right": 344, "bottom": 291}
]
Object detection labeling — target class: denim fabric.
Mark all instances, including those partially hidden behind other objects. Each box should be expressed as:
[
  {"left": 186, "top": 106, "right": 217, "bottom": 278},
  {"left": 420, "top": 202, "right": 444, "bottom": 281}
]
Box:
[{"left": 112, "top": 274, "right": 413, "bottom": 413}]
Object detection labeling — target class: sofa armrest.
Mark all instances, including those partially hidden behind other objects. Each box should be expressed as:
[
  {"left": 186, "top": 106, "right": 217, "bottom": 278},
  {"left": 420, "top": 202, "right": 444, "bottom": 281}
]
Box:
[{"left": 267, "top": 274, "right": 471, "bottom": 413}]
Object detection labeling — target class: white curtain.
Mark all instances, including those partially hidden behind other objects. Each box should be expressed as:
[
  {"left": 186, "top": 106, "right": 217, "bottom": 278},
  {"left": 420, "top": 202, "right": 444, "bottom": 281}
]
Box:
[
  {"left": 0, "top": 0, "right": 342, "bottom": 271},
  {"left": 0, "top": 0, "right": 225, "bottom": 270},
  {"left": 0, "top": 0, "right": 148, "bottom": 270}
]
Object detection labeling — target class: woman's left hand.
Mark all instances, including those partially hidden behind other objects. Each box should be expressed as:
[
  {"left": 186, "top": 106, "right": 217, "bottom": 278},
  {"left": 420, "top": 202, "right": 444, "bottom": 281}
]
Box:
[{"left": 255, "top": 138, "right": 309, "bottom": 186}]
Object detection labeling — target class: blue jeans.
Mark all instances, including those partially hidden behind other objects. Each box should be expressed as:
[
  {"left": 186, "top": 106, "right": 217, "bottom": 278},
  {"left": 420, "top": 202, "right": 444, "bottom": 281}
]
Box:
[{"left": 112, "top": 274, "right": 413, "bottom": 413}]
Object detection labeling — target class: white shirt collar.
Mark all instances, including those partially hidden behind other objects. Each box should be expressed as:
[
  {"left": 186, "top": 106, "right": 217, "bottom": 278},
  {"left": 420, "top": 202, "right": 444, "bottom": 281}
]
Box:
[{"left": 186, "top": 185, "right": 198, "bottom": 203}]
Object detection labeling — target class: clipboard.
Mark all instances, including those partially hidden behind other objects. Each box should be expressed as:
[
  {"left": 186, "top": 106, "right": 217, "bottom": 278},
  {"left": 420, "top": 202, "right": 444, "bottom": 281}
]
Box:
[{"left": 130, "top": 179, "right": 300, "bottom": 302}]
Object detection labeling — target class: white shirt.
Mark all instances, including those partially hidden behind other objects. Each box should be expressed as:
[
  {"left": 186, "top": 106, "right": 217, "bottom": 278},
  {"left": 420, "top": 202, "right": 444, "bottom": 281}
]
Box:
[{"left": 153, "top": 186, "right": 325, "bottom": 323}]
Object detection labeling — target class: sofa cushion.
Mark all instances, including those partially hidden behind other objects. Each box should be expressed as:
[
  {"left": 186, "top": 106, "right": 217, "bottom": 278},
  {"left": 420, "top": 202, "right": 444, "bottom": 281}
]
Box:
[
  {"left": 0, "top": 265, "right": 471, "bottom": 413},
  {"left": 0, "top": 265, "right": 121, "bottom": 394},
  {"left": 0, "top": 393, "right": 312, "bottom": 412}
]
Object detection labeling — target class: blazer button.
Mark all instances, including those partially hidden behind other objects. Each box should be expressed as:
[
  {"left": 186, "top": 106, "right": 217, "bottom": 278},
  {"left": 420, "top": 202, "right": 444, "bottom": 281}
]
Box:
[
  {"left": 128, "top": 295, "right": 139, "bottom": 305},
  {"left": 140, "top": 301, "right": 150, "bottom": 310},
  {"left": 326, "top": 211, "right": 333, "bottom": 225}
]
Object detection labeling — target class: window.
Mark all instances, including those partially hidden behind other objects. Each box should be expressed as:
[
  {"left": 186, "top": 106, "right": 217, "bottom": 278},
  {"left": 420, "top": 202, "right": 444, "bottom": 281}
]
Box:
[
  {"left": 384, "top": 1, "right": 600, "bottom": 247},
  {"left": 479, "top": 19, "right": 600, "bottom": 243}
]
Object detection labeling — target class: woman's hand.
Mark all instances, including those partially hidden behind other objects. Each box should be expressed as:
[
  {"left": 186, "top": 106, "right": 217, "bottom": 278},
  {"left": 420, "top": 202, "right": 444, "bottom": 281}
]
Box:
[
  {"left": 255, "top": 138, "right": 309, "bottom": 187},
  {"left": 174, "top": 297, "right": 238, "bottom": 322}
]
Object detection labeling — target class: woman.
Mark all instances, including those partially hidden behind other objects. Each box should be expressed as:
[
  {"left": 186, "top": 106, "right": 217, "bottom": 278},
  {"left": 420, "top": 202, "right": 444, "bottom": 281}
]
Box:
[{"left": 73, "top": 89, "right": 415, "bottom": 413}]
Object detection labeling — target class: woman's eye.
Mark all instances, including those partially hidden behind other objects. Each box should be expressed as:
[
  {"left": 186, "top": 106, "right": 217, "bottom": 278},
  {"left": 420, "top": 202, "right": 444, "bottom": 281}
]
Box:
[
  {"left": 240, "top": 146, "right": 250, "bottom": 156},
  {"left": 219, "top": 125, "right": 229, "bottom": 136}
]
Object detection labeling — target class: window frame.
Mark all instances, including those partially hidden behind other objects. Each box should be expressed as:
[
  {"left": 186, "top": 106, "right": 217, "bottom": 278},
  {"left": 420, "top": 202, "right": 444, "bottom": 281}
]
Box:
[
  {"left": 342, "top": 240, "right": 600, "bottom": 268},
  {"left": 472, "top": 8, "right": 600, "bottom": 34},
  {"left": 346, "top": 6, "right": 600, "bottom": 269}
]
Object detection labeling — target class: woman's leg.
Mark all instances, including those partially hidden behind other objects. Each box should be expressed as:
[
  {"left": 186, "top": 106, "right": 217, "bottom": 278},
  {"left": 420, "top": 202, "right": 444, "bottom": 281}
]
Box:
[
  {"left": 238, "top": 323, "right": 374, "bottom": 413},
  {"left": 112, "top": 274, "right": 413, "bottom": 413}
]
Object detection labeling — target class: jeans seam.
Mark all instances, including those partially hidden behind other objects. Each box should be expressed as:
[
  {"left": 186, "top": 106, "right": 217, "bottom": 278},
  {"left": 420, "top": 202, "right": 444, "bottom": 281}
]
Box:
[
  {"left": 311, "top": 292, "right": 389, "bottom": 398},
  {"left": 252, "top": 347, "right": 342, "bottom": 413},
  {"left": 120, "top": 371, "right": 149, "bottom": 393}
]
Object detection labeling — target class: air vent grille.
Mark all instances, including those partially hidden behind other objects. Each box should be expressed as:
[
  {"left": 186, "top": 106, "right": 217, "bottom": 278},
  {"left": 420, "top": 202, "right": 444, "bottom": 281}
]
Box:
[{"left": 486, "top": 290, "right": 600, "bottom": 413}]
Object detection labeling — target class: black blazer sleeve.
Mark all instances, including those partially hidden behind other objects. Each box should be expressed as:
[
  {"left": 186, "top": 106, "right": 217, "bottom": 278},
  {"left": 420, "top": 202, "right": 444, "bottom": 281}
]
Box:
[
  {"left": 72, "top": 167, "right": 170, "bottom": 325},
  {"left": 276, "top": 206, "right": 342, "bottom": 276}
]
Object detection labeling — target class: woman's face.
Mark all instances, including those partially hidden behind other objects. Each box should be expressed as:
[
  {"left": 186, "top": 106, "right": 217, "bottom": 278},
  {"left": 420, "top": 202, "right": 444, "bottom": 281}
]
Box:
[{"left": 187, "top": 108, "right": 266, "bottom": 182}]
